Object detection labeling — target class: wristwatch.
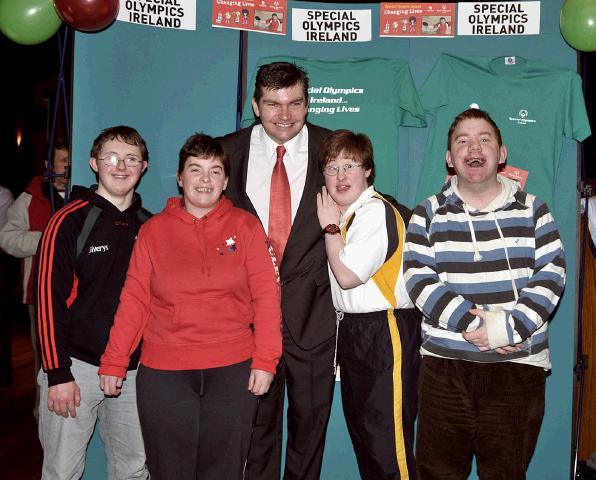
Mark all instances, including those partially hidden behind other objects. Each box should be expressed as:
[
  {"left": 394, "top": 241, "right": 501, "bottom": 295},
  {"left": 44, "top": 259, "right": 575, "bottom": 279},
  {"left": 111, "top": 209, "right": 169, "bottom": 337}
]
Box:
[{"left": 323, "top": 224, "right": 340, "bottom": 235}]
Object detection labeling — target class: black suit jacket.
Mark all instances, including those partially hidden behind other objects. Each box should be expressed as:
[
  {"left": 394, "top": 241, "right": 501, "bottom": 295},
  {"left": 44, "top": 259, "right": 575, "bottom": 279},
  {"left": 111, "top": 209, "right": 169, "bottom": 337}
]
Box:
[{"left": 216, "top": 122, "right": 336, "bottom": 349}]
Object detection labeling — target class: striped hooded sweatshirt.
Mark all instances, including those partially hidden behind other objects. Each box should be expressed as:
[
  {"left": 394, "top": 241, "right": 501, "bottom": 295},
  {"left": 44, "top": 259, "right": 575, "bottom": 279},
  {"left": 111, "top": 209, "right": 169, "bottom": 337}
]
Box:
[{"left": 404, "top": 175, "right": 565, "bottom": 369}]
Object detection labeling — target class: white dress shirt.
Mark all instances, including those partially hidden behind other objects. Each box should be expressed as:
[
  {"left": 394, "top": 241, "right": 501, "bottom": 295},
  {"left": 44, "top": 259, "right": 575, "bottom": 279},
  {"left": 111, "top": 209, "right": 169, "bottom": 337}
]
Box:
[{"left": 246, "top": 124, "right": 309, "bottom": 233}]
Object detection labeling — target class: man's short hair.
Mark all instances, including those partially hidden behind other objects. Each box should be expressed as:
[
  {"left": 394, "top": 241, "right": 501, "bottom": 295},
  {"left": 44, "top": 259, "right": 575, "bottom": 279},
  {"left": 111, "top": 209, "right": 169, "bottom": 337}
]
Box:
[
  {"left": 319, "top": 129, "right": 375, "bottom": 186},
  {"left": 53, "top": 136, "right": 69, "bottom": 153},
  {"left": 253, "top": 62, "right": 309, "bottom": 103},
  {"left": 178, "top": 133, "right": 229, "bottom": 177},
  {"left": 447, "top": 108, "right": 503, "bottom": 150},
  {"left": 44, "top": 136, "right": 69, "bottom": 162},
  {"left": 90, "top": 126, "right": 149, "bottom": 163}
]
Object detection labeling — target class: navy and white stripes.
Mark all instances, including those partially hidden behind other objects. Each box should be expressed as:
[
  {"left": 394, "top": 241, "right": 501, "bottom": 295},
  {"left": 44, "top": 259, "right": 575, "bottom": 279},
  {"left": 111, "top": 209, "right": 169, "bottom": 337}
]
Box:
[{"left": 404, "top": 176, "right": 565, "bottom": 368}]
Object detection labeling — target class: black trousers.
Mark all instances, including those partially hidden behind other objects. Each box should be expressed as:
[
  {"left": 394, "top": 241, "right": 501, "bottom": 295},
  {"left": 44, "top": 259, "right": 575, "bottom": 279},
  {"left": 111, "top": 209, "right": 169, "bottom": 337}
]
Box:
[
  {"left": 416, "top": 357, "right": 546, "bottom": 480},
  {"left": 338, "top": 308, "right": 421, "bottom": 480},
  {"left": 136, "top": 359, "right": 258, "bottom": 480},
  {"left": 245, "top": 325, "right": 336, "bottom": 480}
]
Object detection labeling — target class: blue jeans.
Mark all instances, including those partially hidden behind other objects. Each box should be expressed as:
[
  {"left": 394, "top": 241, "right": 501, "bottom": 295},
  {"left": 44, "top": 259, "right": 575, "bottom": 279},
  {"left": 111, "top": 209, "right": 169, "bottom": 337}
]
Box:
[
  {"left": 416, "top": 356, "right": 546, "bottom": 480},
  {"left": 38, "top": 357, "right": 147, "bottom": 480}
]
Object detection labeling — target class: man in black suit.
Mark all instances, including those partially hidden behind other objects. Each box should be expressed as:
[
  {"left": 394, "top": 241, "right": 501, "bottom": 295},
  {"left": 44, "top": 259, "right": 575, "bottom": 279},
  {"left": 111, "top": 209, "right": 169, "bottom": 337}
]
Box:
[{"left": 217, "top": 62, "right": 336, "bottom": 480}]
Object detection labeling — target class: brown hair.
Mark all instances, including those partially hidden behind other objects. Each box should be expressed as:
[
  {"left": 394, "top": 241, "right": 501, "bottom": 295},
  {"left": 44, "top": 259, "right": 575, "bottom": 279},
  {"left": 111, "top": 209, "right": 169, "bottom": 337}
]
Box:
[
  {"left": 319, "top": 129, "right": 375, "bottom": 186},
  {"left": 178, "top": 133, "right": 229, "bottom": 176},
  {"left": 90, "top": 126, "right": 149, "bottom": 163},
  {"left": 447, "top": 108, "right": 503, "bottom": 150},
  {"left": 253, "top": 62, "right": 309, "bottom": 103}
]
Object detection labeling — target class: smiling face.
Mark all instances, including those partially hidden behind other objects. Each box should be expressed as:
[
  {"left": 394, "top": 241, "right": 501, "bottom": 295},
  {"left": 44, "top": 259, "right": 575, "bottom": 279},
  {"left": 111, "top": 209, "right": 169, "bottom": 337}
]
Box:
[
  {"left": 90, "top": 138, "right": 146, "bottom": 205},
  {"left": 323, "top": 153, "right": 371, "bottom": 212},
  {"left": 177, "top": 156, "right": 228, "bottom": 218},
  {"left": 446, "top": 117, "right": 507, "bottom": 189},
  {"left": 252, "top": 82, "right": 308, "bottom": 145}
]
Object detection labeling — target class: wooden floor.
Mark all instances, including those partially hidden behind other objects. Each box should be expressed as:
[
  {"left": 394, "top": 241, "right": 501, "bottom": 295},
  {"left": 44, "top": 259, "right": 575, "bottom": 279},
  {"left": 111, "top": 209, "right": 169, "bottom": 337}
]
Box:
[{"left": 0, "top": 319, "right": 43, "bottom": 479}]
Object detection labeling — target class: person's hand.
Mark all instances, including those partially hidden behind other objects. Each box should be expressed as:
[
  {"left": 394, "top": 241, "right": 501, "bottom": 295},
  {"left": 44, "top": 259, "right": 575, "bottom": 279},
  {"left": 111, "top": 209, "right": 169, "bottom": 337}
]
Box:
[
  {"left": 48, "top": 381, "right": 81, "bottom": 418},
  {"left": 462, "top": 309, "right": 489, "bottom": 350},
  {"left": 99, "top": 375, "right": 124, "bottom": 396},
  {"left": 248, "top": 369, "right": 274, "bottom": 396},
  {"left": 463, "top": 309, "right": 522, "bottom": 354},
  {"left": 316, "top": 186, "right": 340, "bottom": 229},
  {"left": 492, "top": 344, "right": 523, "bottom": 354}
]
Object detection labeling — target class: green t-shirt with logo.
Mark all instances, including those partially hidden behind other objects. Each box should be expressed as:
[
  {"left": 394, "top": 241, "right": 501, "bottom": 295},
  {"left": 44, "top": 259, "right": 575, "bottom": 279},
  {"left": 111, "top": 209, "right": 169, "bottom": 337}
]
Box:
[
  {"left": 416, "top": 53, "right": 591, "bottom": 208},
  {"left": 241, "top": 56, "right": 426, "bottom": 197}
]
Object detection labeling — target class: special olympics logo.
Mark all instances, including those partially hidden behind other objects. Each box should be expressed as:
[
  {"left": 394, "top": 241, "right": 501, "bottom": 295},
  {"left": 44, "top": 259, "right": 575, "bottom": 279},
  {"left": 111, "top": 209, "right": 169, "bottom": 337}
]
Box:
[{"left": 519, "top": 109, "right": 528, "bottom": 118}]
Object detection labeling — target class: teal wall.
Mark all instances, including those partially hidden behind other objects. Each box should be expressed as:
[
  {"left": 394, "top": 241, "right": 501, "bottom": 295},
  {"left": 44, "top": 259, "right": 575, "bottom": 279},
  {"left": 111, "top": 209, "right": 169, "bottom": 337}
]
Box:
[{"left": 72, "top": 2, "right": 581, "bottom": 478}]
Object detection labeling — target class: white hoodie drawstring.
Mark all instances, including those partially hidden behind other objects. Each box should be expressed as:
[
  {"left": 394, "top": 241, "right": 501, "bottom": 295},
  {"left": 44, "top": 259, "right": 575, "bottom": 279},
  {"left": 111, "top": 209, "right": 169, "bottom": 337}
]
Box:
[
  {"left": 463, "top": 204, "right": 483, "bottom": 262},
  {"left": 333, "top": 310, "right": 344, "bottom": 378},
  {"left": 463, "top": 203, "right": 519, "bottom": 301},
  {"left": 491, "top": 210, "right": 520, "bottom": 302}
]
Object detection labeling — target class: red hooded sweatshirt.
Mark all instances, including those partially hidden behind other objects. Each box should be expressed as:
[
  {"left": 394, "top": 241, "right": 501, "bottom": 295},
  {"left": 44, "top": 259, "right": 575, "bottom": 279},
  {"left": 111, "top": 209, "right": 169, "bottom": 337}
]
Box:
[{"left": 99, "top": 195, "right": 282, "bottom": 378}]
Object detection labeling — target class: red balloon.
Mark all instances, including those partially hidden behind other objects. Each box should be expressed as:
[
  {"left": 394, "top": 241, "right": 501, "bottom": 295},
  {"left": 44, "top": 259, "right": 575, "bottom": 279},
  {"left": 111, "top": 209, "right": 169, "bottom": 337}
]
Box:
[{"left": 53, "top": 0, "right": 119, "bottom": 32}]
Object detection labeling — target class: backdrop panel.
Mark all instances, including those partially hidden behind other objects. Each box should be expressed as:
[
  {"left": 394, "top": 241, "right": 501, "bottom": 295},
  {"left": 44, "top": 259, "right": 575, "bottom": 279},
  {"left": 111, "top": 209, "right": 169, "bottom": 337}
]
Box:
[{"left": 70, "top": 1, "right": 583, "bottom": 479}]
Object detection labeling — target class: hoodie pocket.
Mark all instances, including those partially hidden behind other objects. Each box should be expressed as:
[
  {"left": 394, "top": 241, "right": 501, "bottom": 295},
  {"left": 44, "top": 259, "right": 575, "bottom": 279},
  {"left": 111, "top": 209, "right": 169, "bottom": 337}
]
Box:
[{"left": 165, "top": 295, "right": 253, "bottom": 345}]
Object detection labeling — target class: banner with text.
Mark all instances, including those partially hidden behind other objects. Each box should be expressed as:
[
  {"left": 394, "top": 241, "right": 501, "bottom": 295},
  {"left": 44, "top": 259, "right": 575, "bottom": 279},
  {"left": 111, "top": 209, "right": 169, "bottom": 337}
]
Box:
[
  {"left": 212, "top": 0, "right": 287, "bottom": 34},
  {"left": 380, "top": 3, "right": 456, "bottom": 38},
  {"left": 457, "top": 1, "right": 540, "bottom": 35},
  {"left": 117, "top": 0, "right": 196, "bottom": 30},
  {"left": 292, "top": 8, "right": 371, "bottom": 42}
]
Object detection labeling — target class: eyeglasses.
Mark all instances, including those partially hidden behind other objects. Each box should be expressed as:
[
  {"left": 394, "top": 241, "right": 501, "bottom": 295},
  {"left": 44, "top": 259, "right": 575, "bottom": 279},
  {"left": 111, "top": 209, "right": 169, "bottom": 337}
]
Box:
[
  {"left": 323, "top": 163, "right": 363, "bottom": 176},
  {"left": 98, "top": 154, "right": 144, "bottom": 168}
]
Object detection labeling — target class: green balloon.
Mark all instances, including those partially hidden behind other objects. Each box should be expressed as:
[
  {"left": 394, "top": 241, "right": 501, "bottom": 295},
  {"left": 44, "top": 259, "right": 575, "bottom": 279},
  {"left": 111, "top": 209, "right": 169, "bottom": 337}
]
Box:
[
  {"left": 0, "top": 0, "right": 62, "bottom": 45},
  {"left": 560, "top": 0, "right": 596, "bottom": 52}
]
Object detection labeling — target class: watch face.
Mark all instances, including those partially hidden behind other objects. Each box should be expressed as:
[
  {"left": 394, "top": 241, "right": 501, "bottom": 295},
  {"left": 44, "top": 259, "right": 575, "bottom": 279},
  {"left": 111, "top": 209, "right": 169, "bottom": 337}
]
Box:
[{"left": 325, "top": 224, "right": 340, "bottom": 234}]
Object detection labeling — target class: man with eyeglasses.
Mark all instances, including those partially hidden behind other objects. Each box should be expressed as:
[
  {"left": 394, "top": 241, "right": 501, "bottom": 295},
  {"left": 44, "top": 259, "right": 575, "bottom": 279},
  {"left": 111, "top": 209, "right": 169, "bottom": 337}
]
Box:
[
  {"left": 316, "top": 129, "right": 420, "bottom": 480},
  {"left": 34, "top": 125, "right": 151, "bottom": 480},
  {"left": 216, "top": 61, "right": 336, "bottom": 480}
]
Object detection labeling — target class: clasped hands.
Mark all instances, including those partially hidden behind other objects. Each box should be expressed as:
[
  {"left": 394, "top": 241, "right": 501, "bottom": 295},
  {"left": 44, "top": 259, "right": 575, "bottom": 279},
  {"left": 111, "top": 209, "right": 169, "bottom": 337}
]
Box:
[{"left": 463, "top": 308, "right": 522, "bottom": 354}]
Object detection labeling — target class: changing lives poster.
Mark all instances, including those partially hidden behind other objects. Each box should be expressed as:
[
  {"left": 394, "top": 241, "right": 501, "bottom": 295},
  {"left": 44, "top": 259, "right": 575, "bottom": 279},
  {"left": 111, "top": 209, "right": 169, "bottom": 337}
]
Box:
[
  {"left": 380, "top": 3, "right": 456, "bottom": 38},
  {"left": 212, "top": 0, "right": 287, "bottom": 35}
]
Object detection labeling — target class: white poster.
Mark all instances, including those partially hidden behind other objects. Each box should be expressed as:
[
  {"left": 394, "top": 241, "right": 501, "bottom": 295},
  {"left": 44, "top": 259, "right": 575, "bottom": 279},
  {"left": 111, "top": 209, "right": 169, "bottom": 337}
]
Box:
[
  {"left": 457, "top": 1, "right": 540, "bottom": 36},
  {"left": 117, "top": 0, "right": 196, "bottom": 30},
  {"left": 292, "top": 8, "right": 372, "bottom": 42}
]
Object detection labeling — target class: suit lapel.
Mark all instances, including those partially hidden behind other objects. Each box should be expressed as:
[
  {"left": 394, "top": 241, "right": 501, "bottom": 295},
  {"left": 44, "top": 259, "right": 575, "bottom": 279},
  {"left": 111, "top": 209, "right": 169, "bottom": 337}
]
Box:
[
  {"left": 231, "top": 126, "right": 259, "bottom": 218},
  {"left": 286, "top": 124, "right": 323, "bottom": 245}
]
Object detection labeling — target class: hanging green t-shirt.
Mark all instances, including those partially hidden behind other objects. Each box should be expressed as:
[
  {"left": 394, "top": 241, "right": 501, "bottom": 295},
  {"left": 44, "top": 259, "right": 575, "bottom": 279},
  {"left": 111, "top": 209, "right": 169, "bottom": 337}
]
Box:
[
  {"left": 416, "top": 53, "right": 591, "bottom": 208},
  {"left": 241, "top": 56, "right": 426, "bottom": 198}
]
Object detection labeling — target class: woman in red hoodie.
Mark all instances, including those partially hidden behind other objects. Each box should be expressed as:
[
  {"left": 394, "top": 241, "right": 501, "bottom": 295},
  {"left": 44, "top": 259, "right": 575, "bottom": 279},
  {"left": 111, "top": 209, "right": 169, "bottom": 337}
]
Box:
[{"left": 99, "top": 133, "right": 282, "bottom": 480}]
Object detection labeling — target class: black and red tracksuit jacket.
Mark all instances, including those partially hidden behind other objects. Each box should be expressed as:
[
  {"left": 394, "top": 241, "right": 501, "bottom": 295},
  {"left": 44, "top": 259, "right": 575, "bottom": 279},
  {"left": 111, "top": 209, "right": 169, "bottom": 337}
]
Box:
[{"left": 34, "top": 185, "right": 151, "bottom": 386}]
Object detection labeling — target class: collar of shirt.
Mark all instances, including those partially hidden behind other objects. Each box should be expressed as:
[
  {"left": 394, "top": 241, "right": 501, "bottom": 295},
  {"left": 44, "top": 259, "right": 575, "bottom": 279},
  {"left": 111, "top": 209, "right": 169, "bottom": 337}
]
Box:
[
  {"left": 258, "top": 123, "right": 308, "bottom": 166},
  {"left": 340, "top": 185, "right": 376, "bottom": 226}
]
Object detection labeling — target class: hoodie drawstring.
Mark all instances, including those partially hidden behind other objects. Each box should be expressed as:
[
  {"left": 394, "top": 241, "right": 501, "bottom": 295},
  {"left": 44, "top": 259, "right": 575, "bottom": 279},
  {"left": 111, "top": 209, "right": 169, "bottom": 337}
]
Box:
[
  {"left": 463, "top": 205, "right": 519, "bottom": 301},
  {"left": 491, "top": 210, "right": 520, "bottom": 302},
  {"left": 333, "top": 310, "right": 344, "bottom": 379},
  {"left": 463, "top": 204, "right": 483, "bottom": 262}
]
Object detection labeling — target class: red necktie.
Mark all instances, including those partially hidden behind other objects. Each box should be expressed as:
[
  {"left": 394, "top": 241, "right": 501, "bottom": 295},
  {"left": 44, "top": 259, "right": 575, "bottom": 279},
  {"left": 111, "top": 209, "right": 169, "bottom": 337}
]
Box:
[{"left": 268, "top": 145, "right": 291, "bottom": 262}]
